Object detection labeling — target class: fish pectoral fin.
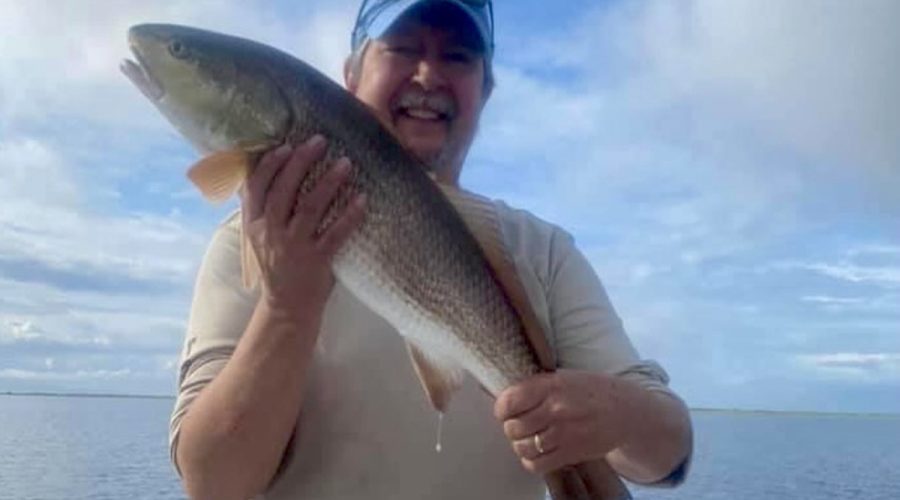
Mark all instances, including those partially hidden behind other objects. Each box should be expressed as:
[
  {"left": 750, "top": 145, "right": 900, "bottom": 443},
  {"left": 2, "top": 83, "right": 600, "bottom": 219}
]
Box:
[
  {"left": 239, "top": 218, "right": 262, "bottom": 290},
  {"left": 405, "top": 341, "right": 466, "bottom": 413},
  {"left": 187, "top": 150, "right": 250, "bottom": 203}
]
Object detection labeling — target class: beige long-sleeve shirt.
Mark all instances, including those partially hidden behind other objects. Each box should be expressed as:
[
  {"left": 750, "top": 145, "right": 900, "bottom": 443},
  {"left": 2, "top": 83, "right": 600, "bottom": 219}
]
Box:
[{"left": 169, "top": 200, "right": 684, "bottom": 499}]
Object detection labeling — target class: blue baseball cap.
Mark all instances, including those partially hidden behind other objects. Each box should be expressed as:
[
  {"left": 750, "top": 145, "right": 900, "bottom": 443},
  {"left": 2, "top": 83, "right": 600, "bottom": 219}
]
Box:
[{"left": 351, "top": 0, "right": 494, "bottom": 59}]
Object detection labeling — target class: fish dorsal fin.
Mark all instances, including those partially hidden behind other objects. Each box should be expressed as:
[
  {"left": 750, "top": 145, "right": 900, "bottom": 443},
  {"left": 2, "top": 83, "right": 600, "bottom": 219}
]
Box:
[
  {"left": 187, "top": 150, "right": 250, "bottom": 203},
  {"left": 438, "top": 183, "right": 557, "bottom": 371},
  {"left": 406, "top": 341, "right": 467, "bottom": 413},
  {"left": 238, "top": 218, "right": 262, "bottom": 290}
]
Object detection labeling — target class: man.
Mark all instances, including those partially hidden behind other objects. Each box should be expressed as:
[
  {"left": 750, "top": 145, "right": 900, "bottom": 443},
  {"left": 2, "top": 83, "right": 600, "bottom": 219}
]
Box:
[{"left": 169, "top": 1, "right": 693, "bottom": 499}]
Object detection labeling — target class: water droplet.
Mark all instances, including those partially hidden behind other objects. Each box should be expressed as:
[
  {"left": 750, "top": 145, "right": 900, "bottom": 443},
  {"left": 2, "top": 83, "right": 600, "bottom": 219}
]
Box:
[{"left": 435, "top": 412, "right": 445, "bottom": 453}]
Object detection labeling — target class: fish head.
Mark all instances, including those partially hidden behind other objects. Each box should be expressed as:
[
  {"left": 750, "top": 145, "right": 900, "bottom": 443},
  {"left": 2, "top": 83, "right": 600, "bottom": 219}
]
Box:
[{"left": 121, "top": 23, "right": 290, "bottom": 154}]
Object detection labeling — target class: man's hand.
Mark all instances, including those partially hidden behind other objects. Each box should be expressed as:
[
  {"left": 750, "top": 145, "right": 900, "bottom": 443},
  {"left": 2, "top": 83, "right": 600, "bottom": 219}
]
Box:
[
  {"left": 494, "top": 369, "right": 692, "bottom": 483},
  {"left": 494, "top": 369, "right": 635, "bottom": 475},
  {"left": 239, "top": 135, "right": 366, "bottom": 321}
]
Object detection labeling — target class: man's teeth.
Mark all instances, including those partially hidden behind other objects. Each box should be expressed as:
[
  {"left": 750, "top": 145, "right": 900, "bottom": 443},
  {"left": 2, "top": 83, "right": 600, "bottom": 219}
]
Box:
[{"left": 404, "top": 108, "right": 442, "bottom": 120}]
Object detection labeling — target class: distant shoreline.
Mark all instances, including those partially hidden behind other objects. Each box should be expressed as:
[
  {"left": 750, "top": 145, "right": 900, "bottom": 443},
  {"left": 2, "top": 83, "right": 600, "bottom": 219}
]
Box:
[
  {"left": 2, "top": 391, "right": 174, "bottom": 400},
  {"left": 2, "top": 392, "right": 898, "bottom": 417},
  {"left": 689, "top": 407, "right": 900, "bottom": 419}
]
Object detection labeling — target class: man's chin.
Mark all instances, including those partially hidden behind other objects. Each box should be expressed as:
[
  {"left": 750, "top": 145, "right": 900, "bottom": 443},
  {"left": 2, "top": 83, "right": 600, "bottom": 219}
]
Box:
[{"left": 401, "top": 141, "right": 443, "bottom": 164}]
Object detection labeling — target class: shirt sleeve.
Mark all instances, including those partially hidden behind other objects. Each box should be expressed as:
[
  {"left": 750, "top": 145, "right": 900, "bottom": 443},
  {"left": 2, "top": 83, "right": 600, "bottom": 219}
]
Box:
[
  {"left": 168, "top": 211, "right": 260, "bottom": 477},
  {"left": 546, "top": 229, "right": 691, "bottom": 487},
  {"left": 498, "top": 202, "right": 690, "bottom": 487}
]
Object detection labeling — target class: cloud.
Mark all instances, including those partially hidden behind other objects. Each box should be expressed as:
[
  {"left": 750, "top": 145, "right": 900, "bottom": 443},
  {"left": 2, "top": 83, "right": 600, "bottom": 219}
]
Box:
[
  {"left": 474, "top": 0, "right": 900, "bottom": 232},
  {"left": 645, "top": 0, "right": 900, "bottom": 185},
  {"left": 470, "top": 0, "right": 900, "bottom": 282},
  {"left": 0, "top": 318, "right": 109, "bottom": 348},
  {"left": 462, "top": 2, "right": 900, "bottom": 414},
  {"left": 0, "top": 0, "right": 897, "bottom": 410},
  {"left": 802, "top": 263, "right": 900, "bottom": 288},
  {"left": 0, "top": 368, "right": 132, "bottom": 381},
  {"left": 848, "top": 245, "right": 900, "bottom": 258},
  {"left": 0, "top": 136, "right": 208, "bottom": 294},
  {"left": 0, "top": 0, "right": 358, "bottom": 133},
  {"left": 801, "top": 295, "right": 866, "bottom": 306},
  {"left": 801, "top": 294, "right": 900, "bottom": 316},
  {"left": 796, "top": 352, "right": 900, "bottom": 381},
  {"left": 0, "top": 1, "right": 363, "bottom": 396}
]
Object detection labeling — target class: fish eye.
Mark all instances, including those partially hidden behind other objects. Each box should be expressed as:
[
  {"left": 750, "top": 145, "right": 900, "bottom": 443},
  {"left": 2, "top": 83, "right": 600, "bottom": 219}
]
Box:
[{"left": 168, "top": 40, "right": 188, "bottom": 59}]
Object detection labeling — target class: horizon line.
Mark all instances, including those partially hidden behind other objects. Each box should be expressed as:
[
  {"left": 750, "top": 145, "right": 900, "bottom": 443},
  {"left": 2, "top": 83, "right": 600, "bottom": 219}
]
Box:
[{"left": 2, "top": 391, "right": 899, "bottom": 417}]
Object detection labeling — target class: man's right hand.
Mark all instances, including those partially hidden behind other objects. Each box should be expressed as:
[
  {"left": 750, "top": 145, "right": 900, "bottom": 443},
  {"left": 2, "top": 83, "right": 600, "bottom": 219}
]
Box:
[{"left": 239, "top": 134, "right": 367, "bottom": 322}]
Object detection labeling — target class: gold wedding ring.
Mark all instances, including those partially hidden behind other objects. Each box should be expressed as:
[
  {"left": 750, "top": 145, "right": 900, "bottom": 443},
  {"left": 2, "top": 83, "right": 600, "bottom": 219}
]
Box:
[{"left": 533, "top": 432, "right": 545, "bottom": 455}]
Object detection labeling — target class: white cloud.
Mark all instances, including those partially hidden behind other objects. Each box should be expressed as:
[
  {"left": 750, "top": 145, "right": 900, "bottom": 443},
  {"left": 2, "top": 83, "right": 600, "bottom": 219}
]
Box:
[
  {"left": 0, "top": 368, "right": 132, "bottom": 381},
  {"left": 802, "top": 296, "right": 866, "bottom": 306},
  {"left": 804, "top": 263, "right": 900, "bottom": 287},
  {"left": 478, "top": 0, "right": 900, "bottom": 224},
  {"left": 4, "top": 319, "right": 42, "bottom": 341},
  {"left": 801, "top": 294, "right": 900, "bottom": 315},
  {"left": 796, "top": 352, "right": 900, "bottom": 381},
  {"left": 646, "top": 0, "right": 900, "bottom": 182},
  {"left": 471, "top": 0, "right": 900, "bottom": 277},
  {"left": 0, "top": 135, "right": 207, "bottom": 288},
  {"left": 0, "top": 0, "right": 358, "bottom": 132},
  {"left": 1, "top": 315, "right": 111, "bottom": 348},
  {"left": 0, "top": 278, "right": 188, "bottom": 351},
  {"left": 847, "top": 245, "right": 900, "bottom": 258}
]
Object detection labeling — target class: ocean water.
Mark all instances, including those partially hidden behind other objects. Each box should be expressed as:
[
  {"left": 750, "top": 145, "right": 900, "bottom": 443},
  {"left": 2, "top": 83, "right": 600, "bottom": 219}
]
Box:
[{"left": 0, "top": 395, "right": 898, "bottom": 499}]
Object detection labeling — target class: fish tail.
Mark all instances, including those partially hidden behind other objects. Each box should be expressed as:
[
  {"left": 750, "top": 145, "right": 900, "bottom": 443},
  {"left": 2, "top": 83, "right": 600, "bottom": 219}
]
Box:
[{"left": 545, "top": 460, "right": 631, "bottom": 500}]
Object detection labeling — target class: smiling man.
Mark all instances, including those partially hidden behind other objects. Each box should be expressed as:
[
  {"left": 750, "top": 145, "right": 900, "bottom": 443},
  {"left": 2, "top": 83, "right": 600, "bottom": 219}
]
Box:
[
  {"left": 169, "top": 1, "right": 692, "bottom": 499},
  {"left": 346, "top": 1, "right": 491, "bottom": 184}
]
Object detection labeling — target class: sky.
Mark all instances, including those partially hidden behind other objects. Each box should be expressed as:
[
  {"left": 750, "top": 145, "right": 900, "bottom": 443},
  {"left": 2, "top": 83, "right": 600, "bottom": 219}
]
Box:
[{"left": 0, "top": 0, "right": 897, "bottom": 414}]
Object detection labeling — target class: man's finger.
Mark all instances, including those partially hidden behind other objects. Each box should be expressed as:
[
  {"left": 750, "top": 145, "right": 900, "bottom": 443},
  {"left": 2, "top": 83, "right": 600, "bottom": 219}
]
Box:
[
  {"left": 291, "top": 157, "right": 352, "bottom": 237},
  {"left": 266, "top": 135, "right": 327, "bottom": 225},
  {"left": 511, "top": 426, "right": 558, "bottom": 460},
  {"left": 503, "top": 398, "right": 552, "bottom": 441},
  {"left": 244, "top": 143, "right": 292, "bottom": 220},
  {"left": 494, "top": 373, "right": 555, "bottom": 421},
  {"left": 520, "top": 449, "right": 569, "bottom": 476}
]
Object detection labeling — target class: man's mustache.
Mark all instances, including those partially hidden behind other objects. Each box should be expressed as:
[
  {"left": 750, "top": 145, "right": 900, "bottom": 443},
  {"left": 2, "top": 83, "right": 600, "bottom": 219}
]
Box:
[{"left": 394, "top": 89, "right": 457, "bottom": 119}]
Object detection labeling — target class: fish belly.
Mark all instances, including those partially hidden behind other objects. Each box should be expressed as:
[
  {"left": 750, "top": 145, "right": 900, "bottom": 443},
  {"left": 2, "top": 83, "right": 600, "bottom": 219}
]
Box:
[{"left": 333, "top": 235, "right": 518, "bottom": 397}]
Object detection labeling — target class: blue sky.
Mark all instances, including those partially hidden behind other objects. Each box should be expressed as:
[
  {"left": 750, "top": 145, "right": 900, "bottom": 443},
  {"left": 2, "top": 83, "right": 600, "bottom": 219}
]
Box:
[{"left": 1, "top": 0, "right": 897, "bottom": 413}]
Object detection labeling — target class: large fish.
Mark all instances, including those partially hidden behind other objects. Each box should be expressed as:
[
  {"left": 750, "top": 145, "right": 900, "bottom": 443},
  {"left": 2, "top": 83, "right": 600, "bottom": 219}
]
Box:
[{"left": 121, "top": 23, "right": 631, "bottom": 500}]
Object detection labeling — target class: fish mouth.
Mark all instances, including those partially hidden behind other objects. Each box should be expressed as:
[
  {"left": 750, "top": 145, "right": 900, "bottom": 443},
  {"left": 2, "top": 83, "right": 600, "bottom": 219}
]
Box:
[{"left": 120, "top": 43, "right": 164, "bottom": 101}]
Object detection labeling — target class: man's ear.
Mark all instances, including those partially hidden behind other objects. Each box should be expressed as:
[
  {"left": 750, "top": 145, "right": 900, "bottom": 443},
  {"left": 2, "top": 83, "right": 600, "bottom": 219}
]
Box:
[
  {"left": 343, "top": 56, "right": 357, "bottom": 92},
  {"left": 481, "top": 85, "right": 493, "bottom": 106}
]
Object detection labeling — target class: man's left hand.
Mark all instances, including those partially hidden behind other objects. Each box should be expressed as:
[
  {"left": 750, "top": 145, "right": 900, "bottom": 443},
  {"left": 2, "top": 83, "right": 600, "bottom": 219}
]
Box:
[{"left": 493, "top": 369, "right": 637, "bottom": 475}]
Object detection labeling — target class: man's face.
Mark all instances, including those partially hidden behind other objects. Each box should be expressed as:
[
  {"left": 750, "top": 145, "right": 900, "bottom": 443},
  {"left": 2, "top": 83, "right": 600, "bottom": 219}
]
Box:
[{"left": 345, "top": 9, "right": 487, "bottom": 184}]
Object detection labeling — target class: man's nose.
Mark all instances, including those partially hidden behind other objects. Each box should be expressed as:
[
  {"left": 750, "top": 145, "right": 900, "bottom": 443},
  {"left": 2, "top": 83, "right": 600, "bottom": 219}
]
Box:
[{"left": 410, "top": 56, "right": 447, "bottom": 91}]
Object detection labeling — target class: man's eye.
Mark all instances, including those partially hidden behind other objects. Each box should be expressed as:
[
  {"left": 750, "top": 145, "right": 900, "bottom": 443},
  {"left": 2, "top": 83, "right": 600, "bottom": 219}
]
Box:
[
  {"left": 444, "top": 52, "right": 475, "bottom": 64},
  {"left": 387, "top": 46, "right": 418, "bottom": 56}
]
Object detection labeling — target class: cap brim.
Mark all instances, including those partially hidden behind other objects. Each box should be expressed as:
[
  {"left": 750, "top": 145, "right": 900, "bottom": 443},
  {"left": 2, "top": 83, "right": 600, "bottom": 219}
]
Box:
[{"left": 363, "top": 0, "right": 492, "bottom": 57}]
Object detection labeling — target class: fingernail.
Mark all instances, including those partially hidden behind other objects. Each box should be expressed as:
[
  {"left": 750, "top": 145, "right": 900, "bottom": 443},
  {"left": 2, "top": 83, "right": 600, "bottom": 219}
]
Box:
[
  {"left": 335, "top": 157, "right": 351, "bottom": 173},
  {"left": 274, "top": 143, "right": 292, "bottom": 158},
  {"left": 307, "top": 134, "right": 326, "bottom": 150}
]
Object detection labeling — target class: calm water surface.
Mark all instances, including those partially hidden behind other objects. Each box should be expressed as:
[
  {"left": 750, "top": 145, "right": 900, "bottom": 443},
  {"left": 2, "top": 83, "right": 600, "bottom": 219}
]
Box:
[{"left": 0, "top": 396, "right": 898, "bottom": 499}]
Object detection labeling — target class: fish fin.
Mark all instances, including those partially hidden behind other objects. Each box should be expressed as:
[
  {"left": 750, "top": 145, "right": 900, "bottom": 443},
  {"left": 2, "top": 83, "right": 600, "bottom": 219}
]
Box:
[
  {"left": 437, "top": 184, "right": 557, "bottom": 371},
  {"left": 545, "top": 462, "right": 631, "bottom": 500},
  {"left": 405, "top": 341, "right": 466, "bottom": 413},
  {"left": 239, "top": 218, "right": 262, "bottom": 290},
  {"left": 187, "top": 150, "right": 250, "bottom": 203}
]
